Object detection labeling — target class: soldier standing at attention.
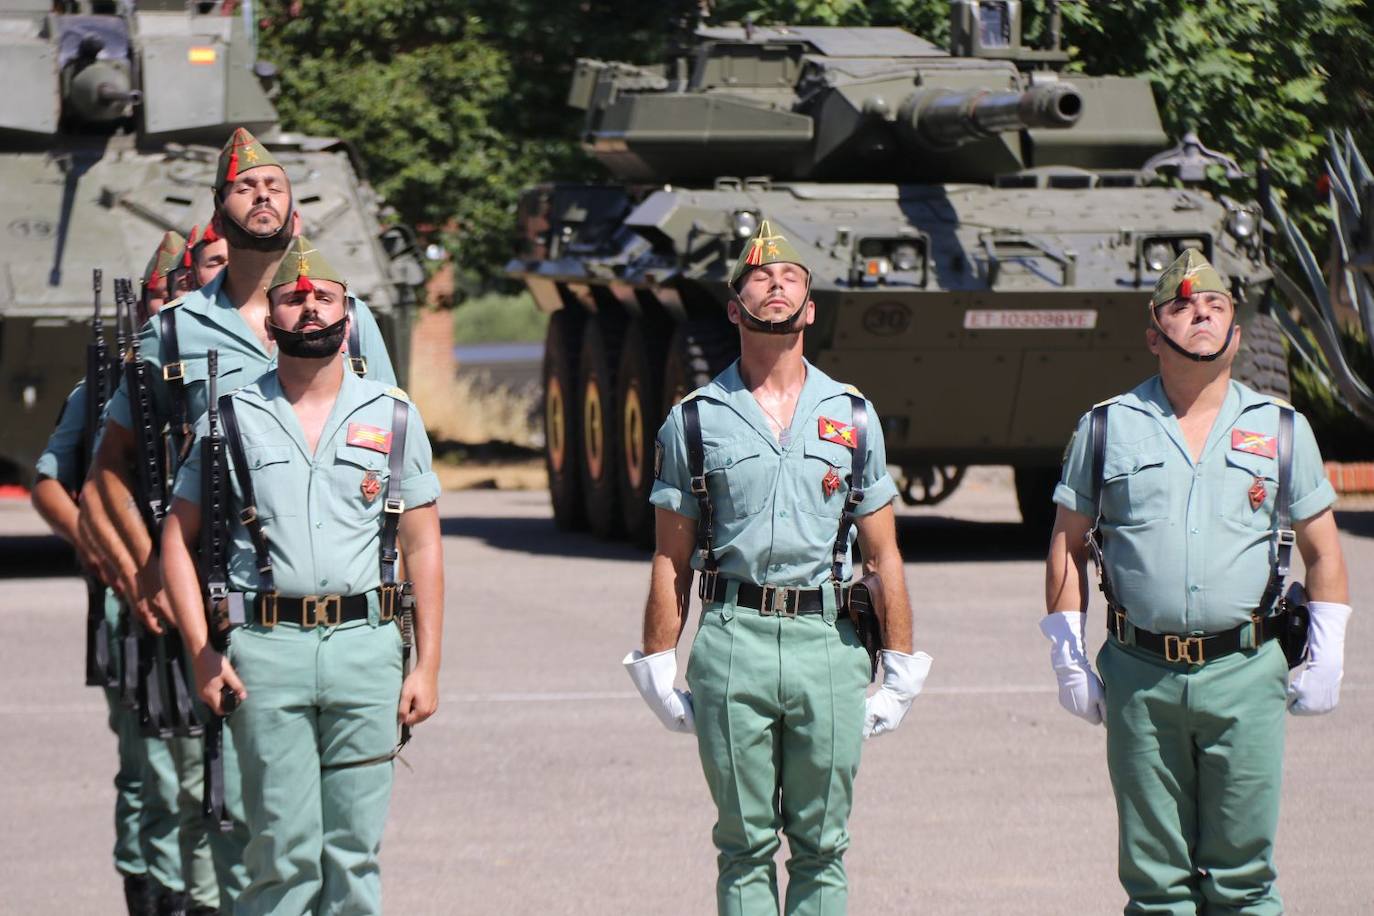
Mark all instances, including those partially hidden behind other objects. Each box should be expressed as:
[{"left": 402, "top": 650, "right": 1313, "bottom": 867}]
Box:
[
  {"left": 79, "top": 127, "right": 397, "bottom": 906},
  {"left": 625, "top": 219, "right": 933, "bottom": 915},
  {"left": 32, "top": 231, "right": 216, "bottom": 915},
  {"left": 1043, "top": 249, "right": 1353, "bottom": 914},
  {"left": 160, "top": 239, "right": 444, "bottom": 914}
]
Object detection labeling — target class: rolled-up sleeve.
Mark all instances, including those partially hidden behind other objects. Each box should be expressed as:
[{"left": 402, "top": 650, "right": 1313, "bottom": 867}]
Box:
[
  {"left": 649, "top": 405, "right": 698, "bottom": 519},
  {"left": 400, "top": 402, "right": 440, "bottom": 509},
  {"left": 1289, "top": 411, "right": 1337, "bottom": 522},
  {"left": 855, "top": 398, "right": 897, "bottom": 516},
  {"left": 1053, "top": 411, "right": 1095, "bottom": 516}
]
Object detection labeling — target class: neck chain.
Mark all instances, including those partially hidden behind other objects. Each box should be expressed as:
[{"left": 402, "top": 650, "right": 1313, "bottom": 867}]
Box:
[{"left": 754, "top": 387, "right": 800, "bottom": 447}]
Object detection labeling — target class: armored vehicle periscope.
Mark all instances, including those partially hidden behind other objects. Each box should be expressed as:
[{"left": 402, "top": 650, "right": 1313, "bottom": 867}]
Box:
[
  {"left": 0, "top": 0, "right": 424, "bottom": 484},
  {"left": 508, "top": 2, "right": 1300, "bottom": 543}
]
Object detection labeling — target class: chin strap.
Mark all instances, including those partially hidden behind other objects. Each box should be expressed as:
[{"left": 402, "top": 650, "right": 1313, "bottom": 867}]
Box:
[
  {"left": 732, "top": 274, "right": 811, "bottom": 335},
  {"left": 1150, "top": 306, "right": 1236, "bottom": 363}
]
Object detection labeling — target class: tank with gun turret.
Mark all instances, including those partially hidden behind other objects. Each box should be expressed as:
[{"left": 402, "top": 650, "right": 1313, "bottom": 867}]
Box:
[
  {"left": 0, "top": 0, "right": 425, "bottom": 484},
  {"left": 508, "top": 0, "right": 1317, "bottom": 543}
]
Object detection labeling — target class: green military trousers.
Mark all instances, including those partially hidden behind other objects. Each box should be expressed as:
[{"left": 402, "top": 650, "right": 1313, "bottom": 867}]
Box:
[
  {"left": 227, "top": 619, "right": 403, "bottom": 916},
  {"left": 686, "top": 593, "right": 871, "bottom": 916},
  {"left": 101, "top": 591, "right": 149, "bottom": 881},
  {"left": 1098, "top": 637, "right": 1288, "bottom": 915}
]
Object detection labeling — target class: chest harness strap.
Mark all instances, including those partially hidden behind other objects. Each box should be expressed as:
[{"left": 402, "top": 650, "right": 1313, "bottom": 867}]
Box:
[
  {"left": 682, "top": 393, "right": 866, "bottom": 615},
  {"left": 1088, "top": 403, "right": 1296, "bottom": 664},
  {"left": 346, "top": 298, "right": 368, "bottom": 376}
]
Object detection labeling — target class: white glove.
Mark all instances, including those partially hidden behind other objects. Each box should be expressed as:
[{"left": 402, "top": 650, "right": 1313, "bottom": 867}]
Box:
[
  {"left": 1039, "top": 611, "right": 1106, "bottom": 726},
  {"left": 1287, "top": 601, "right": 1353, "bottom": 716},
  {"left": 863, "top": 650, "right": 932, "bottom": 739},
  {"left": 622, "top": 648, "right": 695, "bottom": 734}
]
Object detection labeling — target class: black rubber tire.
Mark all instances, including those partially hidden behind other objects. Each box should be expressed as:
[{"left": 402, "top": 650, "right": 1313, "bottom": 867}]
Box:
[
  {"left": 661, "top": 319, "right": 739, "bottom": 415},
  {"left": 616, "top": 319, "right": 669, "bottom": 547},
  {"left": 543, "top": 311, "right": 586, "bottom": 531},
  {"left": 578, "top": 318, "right": 625, "bottom": 539},
  {"left": 1235, "top": 311, "right": 1292, "bottom": 399},
  {"left": 1014, "top": 466, "right": 1061, "bottom": 538}
]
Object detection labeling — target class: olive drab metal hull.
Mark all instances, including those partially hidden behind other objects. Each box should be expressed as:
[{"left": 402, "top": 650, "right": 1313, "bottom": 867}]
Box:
[
  {"left": 0, "top": 2, "right": 423, "bottom": 483},
  {"left": 508, "top": 12, "right": 1291, "bottom": 541}
]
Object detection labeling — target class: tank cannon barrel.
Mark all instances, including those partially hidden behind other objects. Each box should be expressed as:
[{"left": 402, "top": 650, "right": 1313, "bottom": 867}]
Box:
[{"left": 900, "top": 83, "right": 1082, "bottom": 150}]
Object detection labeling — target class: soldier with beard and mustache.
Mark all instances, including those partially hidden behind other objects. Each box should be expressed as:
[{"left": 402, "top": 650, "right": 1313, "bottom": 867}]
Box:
[
  {"left": 159, "top": 238, "right": 444, "bottom": 915},
  {"left": 624, "top": 219, "right": 933, "bottom": 915},
  {"left": 78, "top": 128, "right": 398, "bottom": 909}
]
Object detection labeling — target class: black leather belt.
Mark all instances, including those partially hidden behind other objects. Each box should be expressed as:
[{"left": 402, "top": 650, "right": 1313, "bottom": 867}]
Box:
[
  {"left": 253, "top": 592, "right": 372, "bottom": 628},
  {"left": 699, "top": 572, "right": 847, "bottom": 618},
  {"left": 1107, "top": 606, "right": 1287, "bottom": 666}
]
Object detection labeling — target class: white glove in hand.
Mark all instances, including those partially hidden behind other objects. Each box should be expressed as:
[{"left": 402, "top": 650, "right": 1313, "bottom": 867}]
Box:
[
  {"left": 623, "top": 649, "right": 695, "bottom": 734},
  {"left": 1040, "top": 611, "right": 1106, "bottom": 726},
  {"left": 1288, "top": 601, "right": 1353, "bottom": 716},
  {"left": 863, "top": 650, "right": 932, "bottom": 739}
]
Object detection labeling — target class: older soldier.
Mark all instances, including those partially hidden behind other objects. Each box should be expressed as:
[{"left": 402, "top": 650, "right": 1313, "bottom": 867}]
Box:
[
  {"left": 1043, "top": 249, "right": 1353, "bottom": 914},
  {"left": 80, "top": 127, "right": 398, "bottom": 905},
  {"left": 161, "top": 238, "right": 444, "bottom": 914},
  {"left": 32, "top": 231, "right": 216, "bottom": 916},
  {"left": 626, "top": 219, "right": 933, "bottom": 915}
]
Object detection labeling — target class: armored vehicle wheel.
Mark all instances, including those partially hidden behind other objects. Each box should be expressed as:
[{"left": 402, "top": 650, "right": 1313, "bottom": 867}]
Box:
[
  {"left": 1014, "top": 466, "right": 1061, "bottom": 537},
  {"left": 1234, "top": 312, "right": 1291, "bottom": 400},
  {"left": 617, "top": 319, "right": 669, "bottom": 547},
  {"left": 661, "top": 319, "right": 739, "bottom": 413},
  {"left": 543, "top": 311, "right": 587, "bottom": 531},
  {"left": 578, "top": 319, "right": 625, "bottom": 538}
]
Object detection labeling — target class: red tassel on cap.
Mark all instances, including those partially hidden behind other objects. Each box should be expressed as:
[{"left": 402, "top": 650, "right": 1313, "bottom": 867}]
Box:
[
  {"left": 295, "top": 275, "right": 315, "bottom": 293},
  {"left": 202, "top": 223, "right": 220, "bottom": 243},
  {"left": 225, "top": 151, "right": 239, "bottom": 184},
  {"left": 1179, "top": 277, "right": 1193, "bottom": 298}
]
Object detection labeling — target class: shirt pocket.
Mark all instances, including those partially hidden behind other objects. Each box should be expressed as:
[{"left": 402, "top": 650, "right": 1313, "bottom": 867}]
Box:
[
  {"left": 1101, "top": 449, "right": 1169, "bottom": 524},
  {"left": 332, "top": 444, "right": 391, "bottom": 519},
  {"left": 241, "top": 444, "right": 295, "bottom": 519},
  {"left": 798, "top": 438, "right": 853, "bottom": 518},
  {"left": 176, "top": 353, "right": 247, "bottom": 410},
  {"left": 1222, "top": 450, "right": 1278, "bottom": 529},
  {"left": 703, "top": 442, "right": 767, "bottom": 518}
]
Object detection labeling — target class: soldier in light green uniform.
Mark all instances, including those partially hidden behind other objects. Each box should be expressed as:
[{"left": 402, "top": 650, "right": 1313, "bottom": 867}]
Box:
[
  {"left": 1043, "top": 249, "right": 1354, "bottom": 914},
  {"left": 626, "top": 219, "right": 933, "bottom": 915},
  {"left": 81, "top": 128, "right": 398, "bottom": 907},
  {"left": 160, "top": 238, "right": 444, "bottom": 915}
]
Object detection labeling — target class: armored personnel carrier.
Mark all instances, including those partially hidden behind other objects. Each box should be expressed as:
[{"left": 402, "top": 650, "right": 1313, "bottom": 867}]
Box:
[
  {"left": 508, "top": 1, "right": 1299, "bottom": 543},
  {"left": 0, "top": 0, "right": 424, "bottom": 484}
]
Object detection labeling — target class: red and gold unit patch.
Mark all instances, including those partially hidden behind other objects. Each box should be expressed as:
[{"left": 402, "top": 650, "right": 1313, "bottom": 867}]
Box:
[
  {"left": 361, "top": 470, "right": 382, "bottom": 503},
  {"left": 822, "top": 466, "right": 842, "bottom": 498},
  {"left": 1231, "top": 428, "right": 1276, "bottom": 459},
  {"left": 347, "top": 423, "right": 392, "bottom": 453},
  {"left": 817, "top": 416, "right": 857, "bottom": 448},
  {"left": 1248, "top": 475, "right": 1268, "bottom": 511}
]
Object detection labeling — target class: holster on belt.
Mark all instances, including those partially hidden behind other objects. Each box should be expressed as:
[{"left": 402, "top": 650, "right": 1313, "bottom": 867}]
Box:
[
  {"left": 1278, "top": 580, "right": 1311, "bottom": 669},
  {"left": 846, "top": 572, "right": 887, "bottom": 682}
]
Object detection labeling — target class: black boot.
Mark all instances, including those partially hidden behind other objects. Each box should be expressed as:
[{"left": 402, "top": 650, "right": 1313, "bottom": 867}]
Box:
[
  {"left": 154, "top": 883, "right": 190, "bottom": 916},
  {"left": 122, "top": 873, "right": 157, "bottom": 916}
]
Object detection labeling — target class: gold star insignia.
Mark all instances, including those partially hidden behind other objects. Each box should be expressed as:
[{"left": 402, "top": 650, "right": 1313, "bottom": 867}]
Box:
[{"left": 244, "top": 146, "right": 260, "bottom": 165}]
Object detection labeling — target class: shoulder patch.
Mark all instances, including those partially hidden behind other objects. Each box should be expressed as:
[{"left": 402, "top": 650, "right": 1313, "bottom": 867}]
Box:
[
  {"left": 681, "top": 387, "right": 706, "bottom": 403},
  {"left": 1092, "top": 395, "right": 1121, "bottom": 408},
  {"left": 843, "top": 384, "right": 864, "bottom": 398},
  {"left": 385, "top": 386, "right": 409, "bottom": 402},
  {"left": 1267, "top": 395, "right": 1293, "bottom": 409}
]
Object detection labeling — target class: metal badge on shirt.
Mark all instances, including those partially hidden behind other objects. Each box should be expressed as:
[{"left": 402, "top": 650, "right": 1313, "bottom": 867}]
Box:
[
  {"left": 361, "top": 469, "right": 382, "bottom": 503},
  {"left": 347, "top": 422, "right": 392, "bottom": 453}
]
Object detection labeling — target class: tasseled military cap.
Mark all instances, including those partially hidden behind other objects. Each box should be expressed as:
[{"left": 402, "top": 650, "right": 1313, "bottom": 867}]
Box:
[
  {"left": 268, "top": 236, "right": 346, "bottom": 294},
  {"left": 728, "top": 218, "right": 809, "bottom": 287},
  {"left": 143, "top": 230, "right": 186, "bottom": 285},
  {"left": 1150, "top": 249, "right": 1229, "bottom": 308},
  {"left": 215, "top": 127, "right": 283, "bottom": 192}
]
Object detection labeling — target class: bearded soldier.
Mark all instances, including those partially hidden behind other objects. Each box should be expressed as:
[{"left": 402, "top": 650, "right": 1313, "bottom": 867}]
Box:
[{"left": 625, "top": 219, "right": 933, "bottom": 915}]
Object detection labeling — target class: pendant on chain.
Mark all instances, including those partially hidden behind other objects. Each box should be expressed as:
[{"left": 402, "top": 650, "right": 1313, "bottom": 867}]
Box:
[{"left": 779, "top": 430, "right": 792, "bottom": 448}]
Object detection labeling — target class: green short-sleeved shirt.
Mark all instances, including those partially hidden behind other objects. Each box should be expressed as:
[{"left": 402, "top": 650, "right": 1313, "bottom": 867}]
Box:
[
  {"left": 651, "top": 359, "right": 898, "bottom": 587},
  {"left": 172, "top": 369, "right": 440, "bottom": 598},
  {"left": 36, "top": 381, "right": 89, "bottom": 490},
  {"left": 1054, "top": 375, "right": 1336, "bottom": 635},
  {"left": 105, "top": 271, "right": 396, "bottom": 435}
]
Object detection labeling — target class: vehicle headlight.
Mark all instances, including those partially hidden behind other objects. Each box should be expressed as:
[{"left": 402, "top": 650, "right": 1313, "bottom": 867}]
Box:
[
  {"left": 890, "top": 244, "right": 921, "bottom": 271},
  {"left": 1226, "top": 208, "right": 1258, "bottom": 240},
  {"left": 732, "top": 210, "right": 759, "bottom": 239},
  {"left": 1144, "top": 241, "right": 1173, "bottom": 272}
]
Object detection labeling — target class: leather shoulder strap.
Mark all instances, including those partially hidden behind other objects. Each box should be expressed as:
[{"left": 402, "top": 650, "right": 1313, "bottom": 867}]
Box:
[
  {"left": 831, "top": 393, "right": 867, "bottom": 583},
  {"left": 346, "top": 298, "right": 367, "bottom": 376},
  {"left": 380, "top": 396, "right": 410, "bottom": 585},
  {"left": 1256, "top": 406, "right": 1297, "bottom": 614},
  {"left": 681, "top": 398, "right": 717, "bottom": 573},
  {"left": 218, "top": 395, "right": 275, "bottom": 594}
]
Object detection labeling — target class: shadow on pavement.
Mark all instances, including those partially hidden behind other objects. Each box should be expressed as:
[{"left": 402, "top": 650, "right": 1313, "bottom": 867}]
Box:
[
  {"left": 1335, "top": 509, "right": 1374, "bottom": 539},
  {"left": 0, "top": 534, "right": 77, "bottom": 579},
  {"left": 441, "top": 512, "right": 1045, "bottom": 564}
]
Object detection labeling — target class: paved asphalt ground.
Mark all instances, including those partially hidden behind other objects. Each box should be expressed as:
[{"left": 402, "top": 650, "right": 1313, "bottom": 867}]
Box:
[{"left": 1, "top": 473, "right": 1371, "bottom": 915}]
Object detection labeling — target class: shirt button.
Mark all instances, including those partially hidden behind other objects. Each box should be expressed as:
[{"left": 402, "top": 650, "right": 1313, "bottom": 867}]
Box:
[
  {"left": 778, "top": 510, "right": 788, "bottom": 518},
  {"left": 315, "top": 522, "right": 323, "bottom": 529},
  {"left": 1189, "top": 585, "right": 1199, "bottom": 592},
  {"left": 1191, "top": 528, "right": 1199, "bottom": 534},
  {"left": 320, "top": 579, "right": 328, "bottom": 587}
]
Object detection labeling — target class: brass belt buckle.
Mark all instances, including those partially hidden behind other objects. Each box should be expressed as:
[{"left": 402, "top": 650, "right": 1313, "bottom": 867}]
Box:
[
  {"left": 379, "top": 585, "right": 396, "bottom": 622},
  {"left": 260, "top": 592, "right": 279, "bottom": 628},
  {"left": 697, "top": 569, "right": 718, "bottom": 601},
  {"left": 759, "top": 586, "right": 797, "bottom": 619},
  {"left": 1164, "top": 634, "right": 1205, "bottom": 665},
  {"left": 303, "top": 595, "right": 342, "bottom": 627}
]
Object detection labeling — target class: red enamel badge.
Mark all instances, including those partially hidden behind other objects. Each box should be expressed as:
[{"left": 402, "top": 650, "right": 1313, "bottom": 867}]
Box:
[
  {"left": 361, "top": 470, "right": 382, "bottom": 503},
  {"left": 822, "top": 467, "right": 842, "bottom": 498},
  {"left": 347, "top": 423, "right": 392, "bottom": 454},
  {"left": 1231, "top": 428, "right": 1276, "bottom": 459},
  {"left": 818, "top": 416, "right": 857, "bottom": 448},
  {"left": 1248, "top": 476, "right": 1267, "bottom": 511}
]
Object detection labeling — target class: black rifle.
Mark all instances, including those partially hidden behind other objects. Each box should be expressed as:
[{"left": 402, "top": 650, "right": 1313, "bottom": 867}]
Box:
[
  {"left": 200, "top": 349, "right": 239, "bottom": 831},
  {"left": 112, "top": 280, "right": 144, "bottom": 713},
  {"left": 82, "top": 269, "right": 120, "bottom": 688}
]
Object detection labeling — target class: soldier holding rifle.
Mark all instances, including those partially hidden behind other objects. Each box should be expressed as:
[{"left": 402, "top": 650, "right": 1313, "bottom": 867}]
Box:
[
  {"left": 161, "top": 239, "right": 444, "bottom": 914},
  {"left": 626, "top": 219, "right": 932, "bottom": 915}
]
